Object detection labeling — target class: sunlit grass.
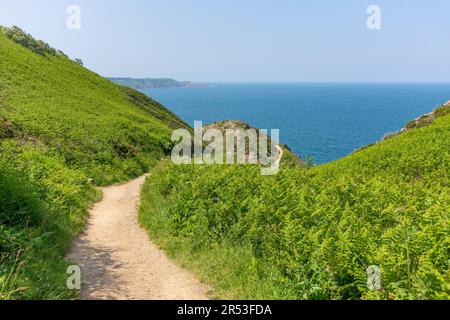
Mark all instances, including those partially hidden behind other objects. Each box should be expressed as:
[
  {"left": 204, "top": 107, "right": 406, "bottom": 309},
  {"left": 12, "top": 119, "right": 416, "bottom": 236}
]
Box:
[
  {"left": 0, "top": 28, "right": 187, "bottom": 300},
  {"left": 140, "top": 106, "right": 450, "bottom": 300}
]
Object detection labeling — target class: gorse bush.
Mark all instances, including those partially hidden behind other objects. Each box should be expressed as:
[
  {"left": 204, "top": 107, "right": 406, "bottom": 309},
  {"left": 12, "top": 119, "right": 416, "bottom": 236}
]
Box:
[
  {"left": 140, "top": 105, "right": 450, "bottom": 300},
  {"left": 0, "top": 27, "right": 187, "bottom": 299}
]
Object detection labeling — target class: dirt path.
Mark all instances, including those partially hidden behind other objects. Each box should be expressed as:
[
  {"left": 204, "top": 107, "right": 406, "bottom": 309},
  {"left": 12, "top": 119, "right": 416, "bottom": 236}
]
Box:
[
  {"left": 275, "top": 145, "right": 284, "bottom": 170},
  {"left": 67, "top": 175, "right": 209, "bottom": 300}
]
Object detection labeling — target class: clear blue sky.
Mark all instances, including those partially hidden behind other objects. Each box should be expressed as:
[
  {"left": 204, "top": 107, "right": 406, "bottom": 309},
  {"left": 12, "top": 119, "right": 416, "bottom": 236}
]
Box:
[{"left": 1, "top": 0, "right": 450, "bottom": 82}]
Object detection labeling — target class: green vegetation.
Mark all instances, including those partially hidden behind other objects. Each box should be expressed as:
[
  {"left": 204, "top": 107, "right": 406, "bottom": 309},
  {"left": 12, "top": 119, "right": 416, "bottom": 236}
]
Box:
[
  {"left": 1, "top": 26, "right": 60, "bottom": 57},
  {"left": 0, "top": 27, "right": 187, "bottom": 299},
  {"left": 0, "top": 146, "right": 98, "bottom": 299},
  {"left": 405, "top": 104, "right": 450, "bottom": 131},
  {"left": 1, "top": 24, "right": 448, "bottom": 301},
  {"left": 140, "top": 104, "right": 450, "bottom": 300},
  {"left": 0, "top": 26, "right": 189, "bottom": 185}
]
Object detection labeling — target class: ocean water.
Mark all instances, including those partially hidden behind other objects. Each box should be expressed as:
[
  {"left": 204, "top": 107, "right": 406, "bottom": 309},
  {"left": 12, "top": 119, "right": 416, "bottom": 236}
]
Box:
[{"left": 143, "top": 83, "right": 450, "bottom": 164}]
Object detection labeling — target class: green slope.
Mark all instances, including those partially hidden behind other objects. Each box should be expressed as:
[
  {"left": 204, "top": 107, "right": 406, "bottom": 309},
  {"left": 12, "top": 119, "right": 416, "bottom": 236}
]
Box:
[
  {"left": 0, "top": 27, "right": 189, "bottom": 185},
  {"left": 140, "top": 104, "right": 450, "bottom": 300},
  {"left": 0, "top": 27, "right": 187, "bottom": 299}
]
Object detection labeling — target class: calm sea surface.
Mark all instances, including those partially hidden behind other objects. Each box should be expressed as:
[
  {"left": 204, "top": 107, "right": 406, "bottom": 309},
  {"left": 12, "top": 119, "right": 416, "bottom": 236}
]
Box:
[{"left": 143, "top": 83, "right": 450, "bottom": 164}]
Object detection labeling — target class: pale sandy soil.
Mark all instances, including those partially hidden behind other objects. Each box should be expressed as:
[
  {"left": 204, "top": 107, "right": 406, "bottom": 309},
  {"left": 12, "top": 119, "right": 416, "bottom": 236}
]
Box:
[{"left": 67, "top": 175, "right": 209, "bottom": 300}]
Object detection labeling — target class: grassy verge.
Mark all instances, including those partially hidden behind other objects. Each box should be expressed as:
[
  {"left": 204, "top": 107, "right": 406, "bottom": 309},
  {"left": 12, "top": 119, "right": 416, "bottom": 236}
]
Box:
[
  {"left": 0, "top": 142, "right": 99, "bottom": 299},
  {"left": 139, "top": 167, "right": 285, "bottom": 299}
]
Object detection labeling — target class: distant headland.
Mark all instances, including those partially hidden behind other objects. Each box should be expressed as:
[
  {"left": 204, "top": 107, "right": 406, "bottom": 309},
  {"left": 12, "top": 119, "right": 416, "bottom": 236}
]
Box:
[{"left": 109, "top": 77, "right": 208, "bottom": 89}]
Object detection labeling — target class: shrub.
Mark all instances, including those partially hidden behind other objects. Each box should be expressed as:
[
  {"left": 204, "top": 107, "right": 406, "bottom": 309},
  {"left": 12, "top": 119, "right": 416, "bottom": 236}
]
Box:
[{"left": 2, "top": 26, "right": 57, "bottom": 56}]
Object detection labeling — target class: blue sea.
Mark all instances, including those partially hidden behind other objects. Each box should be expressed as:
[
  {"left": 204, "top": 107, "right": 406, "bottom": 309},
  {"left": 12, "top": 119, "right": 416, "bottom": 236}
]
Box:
[{"left": 143, "top": 83, "right": 450, "bottom": 164}]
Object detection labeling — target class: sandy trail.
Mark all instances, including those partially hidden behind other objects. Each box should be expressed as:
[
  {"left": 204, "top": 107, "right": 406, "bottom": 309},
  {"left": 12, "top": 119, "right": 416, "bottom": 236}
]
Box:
[
  {"left": 67, "top": 175, "right": 209, "bottom": 300},
  {"left": 275, "top": 145, "right": 284, "bottom": 170}
]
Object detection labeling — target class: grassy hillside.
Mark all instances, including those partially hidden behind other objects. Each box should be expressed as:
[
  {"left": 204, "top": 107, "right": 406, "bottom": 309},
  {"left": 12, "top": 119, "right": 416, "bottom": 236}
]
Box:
[
  {"left": 0, "top": 27, "right": 187, "bottom": 299},
  {"left": 0, "top": 27, "right": 189, "bottom": 185},
  {"left": 140, "top": 103, "right": 450, "bottom": 300}
]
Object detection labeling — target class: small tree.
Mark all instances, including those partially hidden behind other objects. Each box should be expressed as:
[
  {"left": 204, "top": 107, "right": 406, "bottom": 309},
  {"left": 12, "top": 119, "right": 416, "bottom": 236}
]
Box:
[{"left": 74, "top": 58, "right": 84, "bottom": 66}]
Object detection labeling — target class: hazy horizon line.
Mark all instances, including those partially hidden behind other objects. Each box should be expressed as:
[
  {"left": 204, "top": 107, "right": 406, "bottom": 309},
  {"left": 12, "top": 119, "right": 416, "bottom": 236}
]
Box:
[{"left": 105, "top": 76, "right": 450, "bottom": 85}]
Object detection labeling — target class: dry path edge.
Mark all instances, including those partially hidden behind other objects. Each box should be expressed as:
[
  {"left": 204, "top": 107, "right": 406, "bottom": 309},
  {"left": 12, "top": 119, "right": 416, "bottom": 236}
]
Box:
[{"left": 67, "top": 174, "right": 209, "bottom": 300}]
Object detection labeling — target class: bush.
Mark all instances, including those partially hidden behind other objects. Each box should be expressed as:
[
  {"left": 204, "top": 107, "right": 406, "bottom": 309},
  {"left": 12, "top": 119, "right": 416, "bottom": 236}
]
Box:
[{"left": 2, "top": 26, "right": 57, "bottom": 56}]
